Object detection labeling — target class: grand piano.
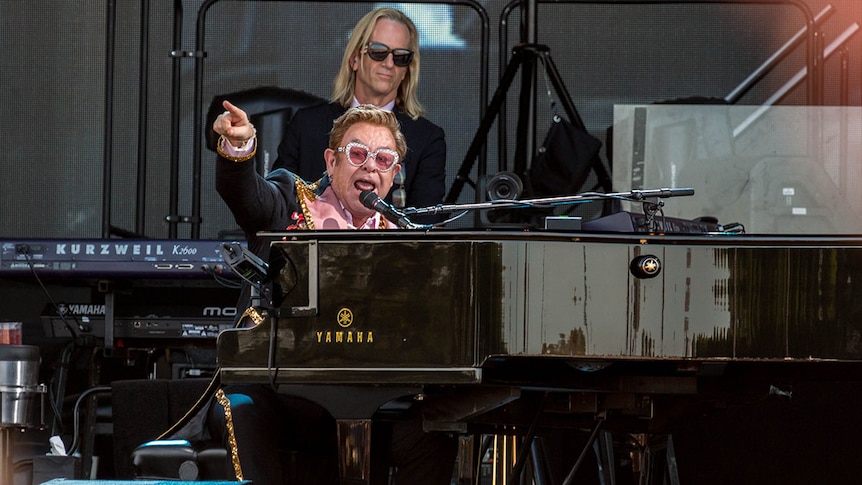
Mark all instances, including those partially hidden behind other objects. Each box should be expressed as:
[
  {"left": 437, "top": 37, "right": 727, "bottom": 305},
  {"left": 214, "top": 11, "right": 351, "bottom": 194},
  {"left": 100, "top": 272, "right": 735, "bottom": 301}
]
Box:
[
  {"left": 216, "top": 227, "right": 862, "bottom": 484},
  {"left": 211, "top": 99, "right": 862, "bottom": 484}
]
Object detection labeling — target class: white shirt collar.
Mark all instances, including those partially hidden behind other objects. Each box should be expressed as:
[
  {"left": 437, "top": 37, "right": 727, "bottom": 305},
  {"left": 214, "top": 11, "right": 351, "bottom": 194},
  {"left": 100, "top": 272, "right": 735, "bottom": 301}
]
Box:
[{"left": 351, "top": 97, "right": 396, "bottom": 112}]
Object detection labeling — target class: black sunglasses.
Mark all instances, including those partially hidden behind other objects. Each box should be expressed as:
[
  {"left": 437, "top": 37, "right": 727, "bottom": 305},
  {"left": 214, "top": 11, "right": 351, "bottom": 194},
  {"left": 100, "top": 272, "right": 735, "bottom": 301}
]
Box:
[{"left": 363, "top": 41, "right": 413, "bottom": 67}]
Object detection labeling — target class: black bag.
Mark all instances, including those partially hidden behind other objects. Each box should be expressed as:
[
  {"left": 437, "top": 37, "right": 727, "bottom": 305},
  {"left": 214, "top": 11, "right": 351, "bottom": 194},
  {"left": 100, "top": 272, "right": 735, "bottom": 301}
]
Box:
[{"left": 528, "top": 115, "right": 602, "bottom": 196}]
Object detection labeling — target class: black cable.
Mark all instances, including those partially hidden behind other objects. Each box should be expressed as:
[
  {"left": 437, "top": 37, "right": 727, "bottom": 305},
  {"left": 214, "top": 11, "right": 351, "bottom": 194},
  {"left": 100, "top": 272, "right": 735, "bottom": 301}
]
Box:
[
  {"left": 13, "top": 459, "right": 34, "bottom": 474},
  {"left": 18, "top": 244, "right": 84, "bottom": 436},
  {"left": 68, "top": 386, "right": 112, "bottom": 456},
  {"left": 48, "top": 341, "right": 76, "bottom": 435},
  {"left": 19, "top": 247, "right": 81, "bottom": 340},
  {"left": 201, "top": 263, "right": 242, "bottom": 289},
  {"left": 265, "top": 250, "right": 302, "bottom": 390},
  {"left": 267, "top": 312, "right": 279, "bottom": 391},
  {"left": 156, "top": 369, "right": 222, "bottom": 441}
]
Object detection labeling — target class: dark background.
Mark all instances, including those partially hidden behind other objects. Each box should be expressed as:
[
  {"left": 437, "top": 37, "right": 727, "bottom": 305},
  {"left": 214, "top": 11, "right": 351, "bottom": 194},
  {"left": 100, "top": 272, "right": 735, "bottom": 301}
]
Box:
[
  {"left": 2, "top": 1, "right": 862, "bottom": 482},
  {"left": 2, "top": 0, "right": 860, "bottom": 239}
]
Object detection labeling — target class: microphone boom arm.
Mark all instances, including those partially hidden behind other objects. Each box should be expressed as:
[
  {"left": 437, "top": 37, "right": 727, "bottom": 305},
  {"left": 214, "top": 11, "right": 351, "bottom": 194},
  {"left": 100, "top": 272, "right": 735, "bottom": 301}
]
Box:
[{"left": 403, "top": 187, "right": 696, "bottom": 216}]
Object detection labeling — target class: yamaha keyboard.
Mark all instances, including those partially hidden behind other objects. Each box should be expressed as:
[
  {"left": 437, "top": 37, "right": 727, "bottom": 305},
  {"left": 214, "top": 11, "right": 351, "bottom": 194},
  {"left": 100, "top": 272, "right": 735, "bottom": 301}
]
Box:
[{"left": 40, "top": 296, "right": 237, "bottom": 340}]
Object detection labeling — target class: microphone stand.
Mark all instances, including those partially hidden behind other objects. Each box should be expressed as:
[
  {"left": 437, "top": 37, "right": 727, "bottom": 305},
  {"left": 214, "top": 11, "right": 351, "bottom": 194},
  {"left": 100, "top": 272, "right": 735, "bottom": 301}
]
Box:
[
  {"left": 405, "top": 187, "right": 696, "bottom": 217},
  {"left": 243, "top": 280, "right": 282, "bottom": 389},
  {"left": 220, "top": 242, "right": 281, "bottom": 386}
]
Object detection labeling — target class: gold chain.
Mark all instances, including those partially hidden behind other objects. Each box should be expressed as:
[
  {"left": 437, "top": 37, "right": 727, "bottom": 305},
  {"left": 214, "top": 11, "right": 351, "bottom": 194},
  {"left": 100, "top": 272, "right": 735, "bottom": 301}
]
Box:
[
  {"left": 215, "top": 388, "right": 244, "bottom": 481},
  {"left": 295, "top": 179, "right": 318, "bottom": 230},
  {"left": 294, "top": 177, "right": 387, "bottom": 229}
]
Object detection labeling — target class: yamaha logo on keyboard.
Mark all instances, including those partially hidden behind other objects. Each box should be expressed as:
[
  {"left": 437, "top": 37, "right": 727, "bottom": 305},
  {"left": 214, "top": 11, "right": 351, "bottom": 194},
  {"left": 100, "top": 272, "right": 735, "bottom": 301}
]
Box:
[
  {"left": 316, "top": 306, "right": 374, "bottom": 344},
  {"left": 58, "top": 303, "right": 106, "bottom": 316}
]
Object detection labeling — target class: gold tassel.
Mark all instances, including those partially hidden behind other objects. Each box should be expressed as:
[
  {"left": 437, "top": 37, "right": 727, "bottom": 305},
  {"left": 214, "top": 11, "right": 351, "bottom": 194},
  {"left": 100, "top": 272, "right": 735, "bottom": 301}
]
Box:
[{"left": 215, "top": 388, "right": 244, "bottom": 481}]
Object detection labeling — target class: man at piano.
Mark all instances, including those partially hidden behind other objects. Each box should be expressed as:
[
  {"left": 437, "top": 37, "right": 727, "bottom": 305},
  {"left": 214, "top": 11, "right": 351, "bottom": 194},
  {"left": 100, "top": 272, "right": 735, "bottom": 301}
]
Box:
[
  {"left": 210, "top": 103, "right": 458, "bottom": 484},
  {"left": 214, "top": 102, "right": 405, "bottom": 233}
]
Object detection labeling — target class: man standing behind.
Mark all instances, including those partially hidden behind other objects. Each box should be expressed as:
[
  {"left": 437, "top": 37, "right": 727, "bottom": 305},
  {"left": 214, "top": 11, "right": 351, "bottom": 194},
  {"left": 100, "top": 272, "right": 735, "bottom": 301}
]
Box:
[{"left": 272, "top": 7, "right": 446, "bottom": 215}]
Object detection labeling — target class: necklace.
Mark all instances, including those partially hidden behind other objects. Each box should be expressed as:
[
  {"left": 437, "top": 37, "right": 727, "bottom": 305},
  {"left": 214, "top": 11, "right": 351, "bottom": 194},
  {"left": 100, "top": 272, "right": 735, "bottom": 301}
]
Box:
[
  {"left": 294, "top": 179, "right": 318, "bottom": 230},
  {"left": 294, "top": 179, "right": 388, "bottom": 230}
]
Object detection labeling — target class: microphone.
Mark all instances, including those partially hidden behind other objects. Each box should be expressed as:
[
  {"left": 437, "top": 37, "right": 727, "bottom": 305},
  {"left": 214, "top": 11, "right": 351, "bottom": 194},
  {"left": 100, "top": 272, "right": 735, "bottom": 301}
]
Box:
[
  {"left": 359, "top": 190, "right": 428, "bottom": 229},
  {"left": 630, "top": 188, "right": 695, "bottom": 199}
]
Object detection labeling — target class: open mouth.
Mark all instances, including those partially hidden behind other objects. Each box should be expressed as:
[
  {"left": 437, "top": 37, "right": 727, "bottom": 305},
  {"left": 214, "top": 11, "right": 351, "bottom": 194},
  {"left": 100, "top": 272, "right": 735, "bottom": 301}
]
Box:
[{"left": 354, "top": 180, "right": 376, "bottom": 192}]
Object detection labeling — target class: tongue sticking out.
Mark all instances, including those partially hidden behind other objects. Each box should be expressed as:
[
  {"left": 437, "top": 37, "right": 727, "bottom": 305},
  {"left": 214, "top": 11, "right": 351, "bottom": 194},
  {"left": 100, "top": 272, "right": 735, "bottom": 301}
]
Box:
[{"left": 355, "top": 180, "right": 375, "bottom": 192}]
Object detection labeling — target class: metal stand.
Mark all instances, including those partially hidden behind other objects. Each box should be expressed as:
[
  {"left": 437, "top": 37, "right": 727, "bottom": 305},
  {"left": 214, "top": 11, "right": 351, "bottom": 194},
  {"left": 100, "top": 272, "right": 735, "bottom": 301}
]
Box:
[
  {"left": 446, "top": 1, "right": 612, "bottom": 206},
  {"left": 0, "top": 345, "right": 47, "bottom": 485},
  {"left": 0, "top": 426, "right": 13, "bottom": 485}
]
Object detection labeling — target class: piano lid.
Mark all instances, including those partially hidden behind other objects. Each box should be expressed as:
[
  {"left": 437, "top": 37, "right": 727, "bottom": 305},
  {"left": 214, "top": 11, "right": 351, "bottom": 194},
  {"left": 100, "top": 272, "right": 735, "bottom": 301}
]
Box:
[{"left": 218, "top": 230, "right": 862, "bottom": 387}]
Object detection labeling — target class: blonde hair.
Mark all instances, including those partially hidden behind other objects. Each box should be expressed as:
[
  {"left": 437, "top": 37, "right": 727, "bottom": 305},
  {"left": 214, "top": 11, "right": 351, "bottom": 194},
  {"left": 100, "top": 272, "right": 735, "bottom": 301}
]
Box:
[
  {"left": 329, "top": 105, "right": 408, "bottom": 162},
  {"left": 330, "top": 8, "right": 425, "bottom": 120}
]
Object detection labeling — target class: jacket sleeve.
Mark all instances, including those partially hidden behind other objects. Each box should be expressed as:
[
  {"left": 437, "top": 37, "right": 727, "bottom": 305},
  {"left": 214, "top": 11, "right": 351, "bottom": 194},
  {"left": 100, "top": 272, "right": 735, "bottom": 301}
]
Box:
[{"left": 215, "top": 153, "right": 298, "bottom": 237}]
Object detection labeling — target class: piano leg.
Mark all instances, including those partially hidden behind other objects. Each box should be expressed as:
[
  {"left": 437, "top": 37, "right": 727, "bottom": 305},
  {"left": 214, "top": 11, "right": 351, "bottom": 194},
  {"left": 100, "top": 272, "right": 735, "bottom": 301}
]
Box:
[
  {"left": 334, "top": 415, "right": 459, "bottom": 485},
  {"left": 337, "top": 419, "right": 374, "bottom": 484},
  {"left": 631, "top": 433, "right": 681, "bottom": 485},
  {"left": 594, "top": 430, "right": 617, "bottom": 485}
]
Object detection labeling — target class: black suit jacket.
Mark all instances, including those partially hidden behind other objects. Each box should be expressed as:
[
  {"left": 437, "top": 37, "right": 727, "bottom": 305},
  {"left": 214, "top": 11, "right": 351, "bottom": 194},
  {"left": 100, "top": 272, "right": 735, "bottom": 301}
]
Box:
[{"left": 272, "top": 102, "right": 447, "bottom": 214}]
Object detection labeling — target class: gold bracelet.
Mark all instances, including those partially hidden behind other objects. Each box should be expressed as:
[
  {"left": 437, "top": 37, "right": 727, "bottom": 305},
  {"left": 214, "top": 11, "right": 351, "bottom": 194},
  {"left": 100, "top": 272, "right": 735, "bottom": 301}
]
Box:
[{"left": 217, "top": 135, "right": 257, "bottom": 163}]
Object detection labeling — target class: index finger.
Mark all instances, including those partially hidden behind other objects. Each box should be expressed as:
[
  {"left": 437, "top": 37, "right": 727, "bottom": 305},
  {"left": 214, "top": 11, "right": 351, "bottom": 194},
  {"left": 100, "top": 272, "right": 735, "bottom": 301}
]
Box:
[{"left": 221, "top": 100, "right": 246, "bottom": 123}]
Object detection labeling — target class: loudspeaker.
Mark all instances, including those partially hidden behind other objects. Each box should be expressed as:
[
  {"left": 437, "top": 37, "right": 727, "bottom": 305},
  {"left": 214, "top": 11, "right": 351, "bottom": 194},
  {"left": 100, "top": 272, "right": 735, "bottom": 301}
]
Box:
[
  {"left": 478, "top": 172, "right": 533, "bottom": 228},
  {"left": 482, "top": 171, "right": 523, "bottom": 201}
]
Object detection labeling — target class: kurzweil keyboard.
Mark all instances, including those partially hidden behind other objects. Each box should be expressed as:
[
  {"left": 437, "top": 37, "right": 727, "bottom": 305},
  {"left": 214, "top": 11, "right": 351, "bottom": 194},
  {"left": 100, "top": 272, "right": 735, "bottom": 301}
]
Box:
[{"left": 0, "top": 239, "right": 239, "bottom": 279}]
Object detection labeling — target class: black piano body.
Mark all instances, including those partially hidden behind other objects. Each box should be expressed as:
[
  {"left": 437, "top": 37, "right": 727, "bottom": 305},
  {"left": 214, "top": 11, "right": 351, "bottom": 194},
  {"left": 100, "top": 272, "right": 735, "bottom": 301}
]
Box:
[{"left": 216, "top": 230, "right": 862, "bottom": 483}]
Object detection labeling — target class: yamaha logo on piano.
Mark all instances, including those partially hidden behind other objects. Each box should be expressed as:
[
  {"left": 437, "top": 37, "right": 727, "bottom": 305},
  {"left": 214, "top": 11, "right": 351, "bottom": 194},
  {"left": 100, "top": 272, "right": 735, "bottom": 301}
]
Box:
[
  {"left": 336, "top": 307, "right": 353, "bottom": 327},
  {"left": 316, "top": 306, "right": 374, "bottom": 344}
]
